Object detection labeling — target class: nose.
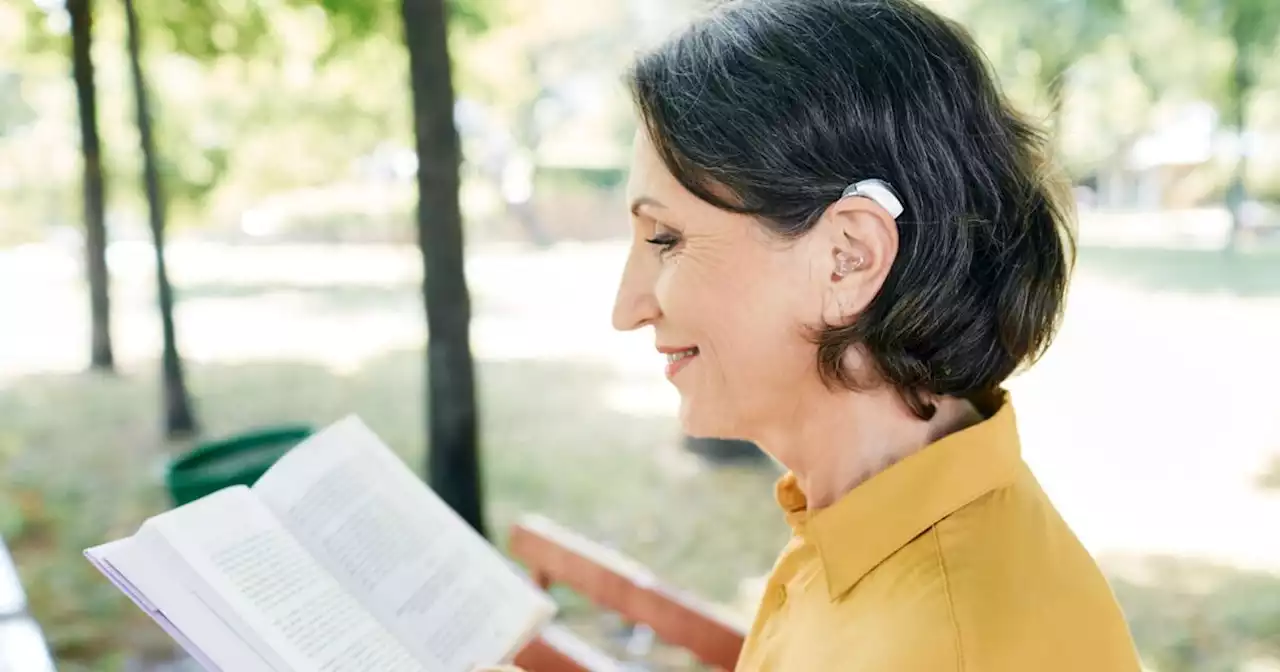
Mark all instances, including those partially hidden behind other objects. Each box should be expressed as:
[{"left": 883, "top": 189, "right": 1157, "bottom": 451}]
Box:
[{"left": 611, "top": 245, "right": 661, "bottom": 332}]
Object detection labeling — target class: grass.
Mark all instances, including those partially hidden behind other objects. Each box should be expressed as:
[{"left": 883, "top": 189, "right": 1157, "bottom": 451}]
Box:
[
  {"left": 0, "top": 372, "right": 174, "bottom": 671},
  {"left": 1076, "top": 246, "right": 1280, "bottom": 297},
  {"left": 1106, "top": 556, "right": 1280, "bottom": 672},
  {"left": 0, "top": 352, "right": 786, "bottom": 670}
]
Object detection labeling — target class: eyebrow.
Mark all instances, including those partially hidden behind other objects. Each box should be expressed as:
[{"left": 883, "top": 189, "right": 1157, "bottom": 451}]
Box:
[{"left": 628, "top": 196, "right": 667, "bottom": 217}]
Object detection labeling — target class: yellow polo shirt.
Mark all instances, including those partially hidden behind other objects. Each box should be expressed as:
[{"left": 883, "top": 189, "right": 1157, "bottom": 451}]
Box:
[{"left": 736, "top": 396, "right": 1142, "bottom": 671}]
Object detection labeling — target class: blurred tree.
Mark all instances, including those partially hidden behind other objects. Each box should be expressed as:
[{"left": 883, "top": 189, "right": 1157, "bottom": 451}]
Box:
[
  {"left": 965, "top": 0, "right": 1125, "bottom": 143},
  {"left": 303, "top": 0, "right": 495, "bottom": 528},
  {"left": 67, "top": 0, "right": 114, "bottom": 372},
  {"left": 131, "top": 0, "right": 269, "bottom": 225},
  {"left": 22, "top": 0, "right": 270, "bottom": 375},
  {"left": 1174, "top": 0, "right": 1280, "bottom": 248},
  {"left": 1119, "top": 0, "right": 1222, "bottom": 100},
  {"left": 121, "top": 0, "right": 198, "bottom": 438},
  {"left": 400, "top": 0, "right": 486, "bottom": 536}
]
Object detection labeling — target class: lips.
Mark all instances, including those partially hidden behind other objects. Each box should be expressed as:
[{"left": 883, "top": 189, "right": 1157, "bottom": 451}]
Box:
[{"left": 660, "top": 346, "right": 699, "bottom": 379}]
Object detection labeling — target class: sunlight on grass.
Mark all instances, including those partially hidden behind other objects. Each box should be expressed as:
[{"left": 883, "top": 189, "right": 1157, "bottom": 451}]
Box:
[{"left": 1077, "top": 245, "right": 1280, "bottom": 297}]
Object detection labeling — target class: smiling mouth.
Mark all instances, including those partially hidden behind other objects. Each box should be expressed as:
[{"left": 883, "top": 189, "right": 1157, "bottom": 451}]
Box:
[
  {"left": 664, "top": 346, "right": 699, "bottom": 379},
  {"left": 665, "top": 347, "right": 699, "bottom": 364}
]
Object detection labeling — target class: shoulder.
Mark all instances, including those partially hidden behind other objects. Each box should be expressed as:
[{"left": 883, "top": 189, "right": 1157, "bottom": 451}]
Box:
[
  {"left": 918, "top": 472, "right": 1142, "bottom": 671},
  {"left": 833, "top": 470, "right": 1141, "bottom": 671}
]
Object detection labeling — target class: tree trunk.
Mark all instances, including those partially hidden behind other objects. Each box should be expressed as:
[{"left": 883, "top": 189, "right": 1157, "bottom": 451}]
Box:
[
  {"left": 122, "top": 0, "right": 197, "bottom": 439},
  {"left": 401, "top": 0, "right": 485, "bottom": 536},
  {"left": 1224, "top": 35, "right": 1250, "bottom": 253},
  {"left": 68, "top": 0, "right": 114, "bottom": 372}
]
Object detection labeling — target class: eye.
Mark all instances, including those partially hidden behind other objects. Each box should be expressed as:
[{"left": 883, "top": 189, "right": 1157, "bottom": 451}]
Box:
[{"left": 644, "top": 231, "right": 681, "bottom": 254}]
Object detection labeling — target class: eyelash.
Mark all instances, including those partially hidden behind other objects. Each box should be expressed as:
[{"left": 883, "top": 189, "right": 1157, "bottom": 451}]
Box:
[{"left": 644, "top": 231, "right": 680, "bottom": 253}]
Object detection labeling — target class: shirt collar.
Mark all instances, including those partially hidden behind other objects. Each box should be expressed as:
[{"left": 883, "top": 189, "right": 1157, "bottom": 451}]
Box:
[{"left": 773, "top": 393, "right": 1023, "bottom": 601}]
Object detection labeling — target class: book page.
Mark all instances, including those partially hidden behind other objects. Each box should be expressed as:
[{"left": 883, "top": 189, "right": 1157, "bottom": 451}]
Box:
[
  {"left": 140, "top": 486, "right": 425, "bottom": 672},
  {"left": 253, "top": 416, "right": 555, "bottom": 672},
  {"left": 86, "top": 537, "right": 271, "bottom": 672}
]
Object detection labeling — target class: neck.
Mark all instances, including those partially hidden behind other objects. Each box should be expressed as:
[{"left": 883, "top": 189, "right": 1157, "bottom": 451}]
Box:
[{"left": 753, "top": 386, "right": 983, "bottom": 510}]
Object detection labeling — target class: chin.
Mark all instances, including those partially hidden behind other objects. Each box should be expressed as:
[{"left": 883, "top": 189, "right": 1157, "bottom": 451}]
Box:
[{"left": 677, "top": 397, "right": 746, "bottom": 440}]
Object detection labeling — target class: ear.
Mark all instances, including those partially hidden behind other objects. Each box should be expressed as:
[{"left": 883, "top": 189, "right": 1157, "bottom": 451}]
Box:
[{"left": 812, "top": 194, "right": 899, "bottom": 326}]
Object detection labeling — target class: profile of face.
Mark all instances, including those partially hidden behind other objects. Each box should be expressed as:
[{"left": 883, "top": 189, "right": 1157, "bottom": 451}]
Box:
[
  {"left": 614, "top": 0, "right": 1072, "bottom": 441},
  {"left": 612, "top": 132, "right": 896, "bottom": 440}
]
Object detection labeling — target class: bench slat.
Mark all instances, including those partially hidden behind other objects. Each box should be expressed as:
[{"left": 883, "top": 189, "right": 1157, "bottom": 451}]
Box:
[
  {"left": 514, "top": 624, "right": 623, "bottom": 672},
  {"left": 509, "top": 515, "right": 746, "bottom": 671}
]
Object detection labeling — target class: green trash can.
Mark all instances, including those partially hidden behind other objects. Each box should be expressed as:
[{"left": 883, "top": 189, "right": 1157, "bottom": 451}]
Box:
[{"left": 165, "top": 425, "right": 314, "bottom": 506}]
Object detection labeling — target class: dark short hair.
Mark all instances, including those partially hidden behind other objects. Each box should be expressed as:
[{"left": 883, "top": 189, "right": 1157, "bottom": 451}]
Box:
[{"left": 626, "top": 0, "right": 1074, "bottom": 420}]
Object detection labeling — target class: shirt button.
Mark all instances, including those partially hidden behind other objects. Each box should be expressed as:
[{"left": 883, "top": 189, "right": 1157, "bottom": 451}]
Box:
[{"left": 774, "top": 583, "right": 788, "bottom": 607}]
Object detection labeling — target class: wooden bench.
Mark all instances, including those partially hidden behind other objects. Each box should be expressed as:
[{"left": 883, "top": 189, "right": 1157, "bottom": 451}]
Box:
[{"left": 509, "top": 515, "right": 747, "bottom": 672}]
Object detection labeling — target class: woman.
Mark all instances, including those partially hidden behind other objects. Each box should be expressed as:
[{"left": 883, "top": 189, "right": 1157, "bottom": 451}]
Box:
[
  {"left": 609, "top": 0, "right": 1141, "bottom": 670},
  {"left": 494, "top": 0, "right": 1141, "bottom": 670}
]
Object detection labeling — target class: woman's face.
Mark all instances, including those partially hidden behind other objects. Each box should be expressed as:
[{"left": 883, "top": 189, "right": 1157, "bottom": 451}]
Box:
[{"left": 613, "top": 132, "right": 830, "bottom": 439}]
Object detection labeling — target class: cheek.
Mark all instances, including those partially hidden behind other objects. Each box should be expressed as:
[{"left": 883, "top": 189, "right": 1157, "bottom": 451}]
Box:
[
  {"left": 655, "top": 264, "right": 716, "bottom": 323},
  {"left": 654, "top": 252, "right": 747, "bottom": 341},
  {"left": 657, "top": 254, "right": 813, "bottom": 379}
]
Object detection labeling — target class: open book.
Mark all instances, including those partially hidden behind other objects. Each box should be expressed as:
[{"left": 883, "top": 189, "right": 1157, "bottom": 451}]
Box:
[{"left": 85, "top": 416, "right": 556, "bottom": 672}]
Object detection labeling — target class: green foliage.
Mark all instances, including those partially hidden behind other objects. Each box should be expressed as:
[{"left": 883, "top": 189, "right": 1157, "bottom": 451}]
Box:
[
  {"left": 1175, "top": 0, "right": 1280, "bottom": 54},
  {"left": 6, "top": 0, "right": 1279, "bottom": 243},
  {"left": 954, "top": 0, "right": 1280, "bottom": 193},
  {"left": 134, "top": 0, "right": 272, "bottom": 59},
  {"left": 1119, "top": 0, "right": 1232, "bottom": 100},
  {"left": 1160, "top": 0, "right": 1280, "bottom": 119},
  {"left": 1230, "top": 1, "right": 1280, "bottom": 66},
  {"left": 448, "top": 0, "right": 497, "bottom": 35},
  {"left": 301, "top": 0, "right": 499, "bottom": 56},
  {"left": 5, "top": 0, "right": 500, "bottom": 236},
  {"left": 315, "top": 0, "right": 391, "bottom": 39},
  {"left": 19, "top": 2, "right": 65, "bottom": 56},
  {"left": 965, "top": 0, "right": 1126, "bottom": 94},
  {"left": 21, "top": 0, "right": 273, "bottom": 61}
]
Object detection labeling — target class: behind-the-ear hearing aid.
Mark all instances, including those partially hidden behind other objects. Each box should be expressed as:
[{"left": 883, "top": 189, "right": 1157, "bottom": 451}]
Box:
[{"left": 840, "top": 178, "right": 904, "bottom": 219}]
